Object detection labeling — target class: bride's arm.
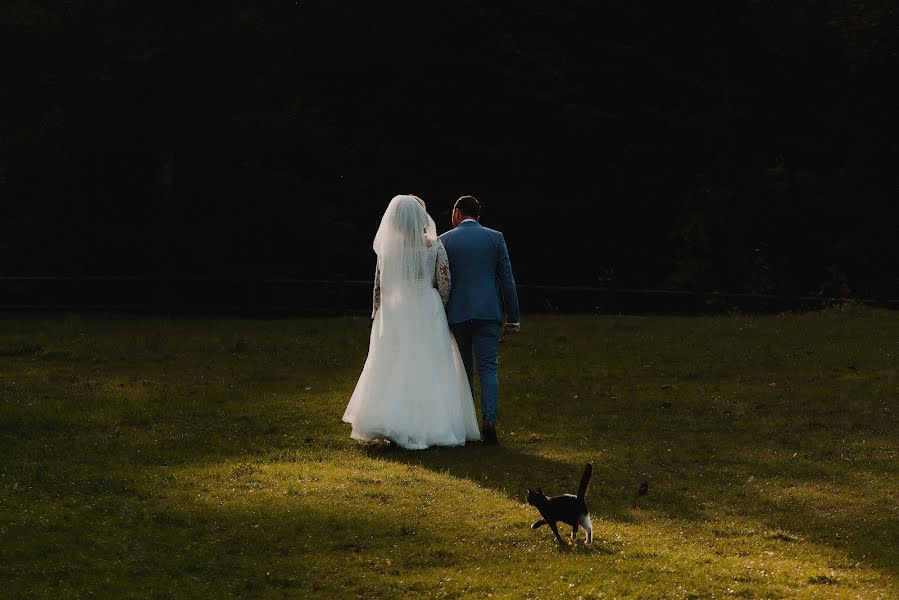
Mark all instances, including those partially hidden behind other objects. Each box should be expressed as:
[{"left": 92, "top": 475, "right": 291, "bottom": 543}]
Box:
[
  {"left": 435, "top": 241, "right": 451, "bottom": 305},
  {"left": 372, "top": 261, "right": 381, "bottom": 318}
]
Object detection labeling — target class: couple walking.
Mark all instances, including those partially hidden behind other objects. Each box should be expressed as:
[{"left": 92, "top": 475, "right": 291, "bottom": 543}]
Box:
[{"left": 343, "top": 195, "right": 520, "bottom": 449}]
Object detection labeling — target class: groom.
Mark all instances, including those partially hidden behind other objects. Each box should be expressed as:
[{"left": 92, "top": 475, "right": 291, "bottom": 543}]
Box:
[{"left": 440, "top": 195, "right": 520, "bottom": 445}]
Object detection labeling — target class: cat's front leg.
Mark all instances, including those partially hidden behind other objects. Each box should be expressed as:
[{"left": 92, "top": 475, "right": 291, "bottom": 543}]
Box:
[
  {"left": 570, "top": 523, "right": 579, "bottom": 541},
  {"left": 531, "top": 518, "right": 547, "bottom": 529},
  {"left": 548, "top": 522, "right": 565, "bottom": 543}
]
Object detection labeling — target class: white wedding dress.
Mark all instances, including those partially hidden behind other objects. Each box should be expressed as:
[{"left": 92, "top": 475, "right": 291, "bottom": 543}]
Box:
[{"left": 343, "top": 196, "right": 480, "bottom": 449}]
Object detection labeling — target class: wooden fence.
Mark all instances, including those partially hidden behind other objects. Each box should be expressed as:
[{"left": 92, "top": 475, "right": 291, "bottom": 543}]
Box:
[{"left": 0, "top": 276, "right": 895, "bottom": 316}]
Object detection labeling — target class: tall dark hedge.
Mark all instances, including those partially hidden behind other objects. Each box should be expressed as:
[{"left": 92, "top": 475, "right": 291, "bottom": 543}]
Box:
[{"left": 2, "top": 1, "right": 896, "bottom": 297}]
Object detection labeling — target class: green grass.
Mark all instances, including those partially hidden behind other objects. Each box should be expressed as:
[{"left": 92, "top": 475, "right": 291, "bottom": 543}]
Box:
[{"left": 0, "top": 308, "right": 896, "bottom": 598}]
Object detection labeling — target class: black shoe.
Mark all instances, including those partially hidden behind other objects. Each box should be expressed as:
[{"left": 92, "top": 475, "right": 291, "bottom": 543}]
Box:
[{"left": 482, "top": 421, "right": 499, "bottom": 445}]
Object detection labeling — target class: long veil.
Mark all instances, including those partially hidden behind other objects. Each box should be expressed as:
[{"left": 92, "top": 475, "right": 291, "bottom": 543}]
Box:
[{"left": 373, "top": 195, "right": 437, "bottom": 299}]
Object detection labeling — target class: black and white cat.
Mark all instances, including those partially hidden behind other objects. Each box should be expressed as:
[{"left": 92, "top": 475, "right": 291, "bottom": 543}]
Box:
[{"left": 527, "top": 463, "right": 593, "bottom": 543}]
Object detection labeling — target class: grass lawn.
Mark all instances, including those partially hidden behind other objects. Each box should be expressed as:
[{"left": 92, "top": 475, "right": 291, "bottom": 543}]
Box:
[{"left": 0, "top": 308, "right": 896, "bottom": 598}]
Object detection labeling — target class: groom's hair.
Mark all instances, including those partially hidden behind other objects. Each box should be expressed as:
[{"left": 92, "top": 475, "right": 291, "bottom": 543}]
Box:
[{"left": 454, "top": 195, "right": 481, "bottom": 218}]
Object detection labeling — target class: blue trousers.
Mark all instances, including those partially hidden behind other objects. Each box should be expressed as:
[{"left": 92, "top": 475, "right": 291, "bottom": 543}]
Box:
[{"left": 450, "top": 320, "right": 500, "bottom": 424}]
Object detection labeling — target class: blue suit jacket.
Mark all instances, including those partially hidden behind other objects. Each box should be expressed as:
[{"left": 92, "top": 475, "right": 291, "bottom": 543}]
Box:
[{"left": 439, "top": 221, "right": 520, "bottom": 326}]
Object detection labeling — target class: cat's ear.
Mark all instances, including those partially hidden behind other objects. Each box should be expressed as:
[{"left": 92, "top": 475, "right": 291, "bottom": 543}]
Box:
[{"left": 538, "top": 487, "right": 543, "bottom": 494}]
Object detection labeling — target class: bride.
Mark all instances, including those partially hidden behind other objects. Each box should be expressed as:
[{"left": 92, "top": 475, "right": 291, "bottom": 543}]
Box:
[{"left": 343, "top": 195, "right": 480, "bottom": 449}]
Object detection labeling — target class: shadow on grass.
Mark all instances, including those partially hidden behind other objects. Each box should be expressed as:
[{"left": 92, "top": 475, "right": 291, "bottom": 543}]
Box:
[
  {"left": 361, "top": 440, "right": 642, "bottom": 526},
  {"left": 354, "top": 429, "right": 898, "bottom": 577}
]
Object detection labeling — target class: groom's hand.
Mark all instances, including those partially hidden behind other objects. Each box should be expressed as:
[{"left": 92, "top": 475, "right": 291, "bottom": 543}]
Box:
[{"left": 503, "top": 323, "right": 520, "bottom": 335}]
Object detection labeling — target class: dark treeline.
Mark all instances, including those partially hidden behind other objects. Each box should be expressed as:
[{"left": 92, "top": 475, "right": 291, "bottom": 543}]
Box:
[{"left": 2, "top": 1, "right": 897, "bottom": 298}]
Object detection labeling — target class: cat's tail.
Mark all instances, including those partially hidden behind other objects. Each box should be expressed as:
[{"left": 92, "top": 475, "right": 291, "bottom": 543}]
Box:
[{"left": 577, "top": 463, "right": 593, "bottom": 500}]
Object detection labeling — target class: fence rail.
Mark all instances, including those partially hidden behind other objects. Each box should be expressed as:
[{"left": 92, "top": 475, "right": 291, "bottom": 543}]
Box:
[{"left": 0, "top": 276, "right": 895, "bottom": 315}]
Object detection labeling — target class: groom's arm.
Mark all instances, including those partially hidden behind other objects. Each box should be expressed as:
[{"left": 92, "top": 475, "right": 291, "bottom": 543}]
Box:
[{"left": 496, "top": 233, "right": 520, "bottom": 327}]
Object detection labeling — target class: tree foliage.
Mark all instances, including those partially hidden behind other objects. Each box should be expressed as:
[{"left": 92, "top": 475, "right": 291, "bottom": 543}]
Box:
[{"left": 2, "top": 1, "right": 896, "bottom": 296}]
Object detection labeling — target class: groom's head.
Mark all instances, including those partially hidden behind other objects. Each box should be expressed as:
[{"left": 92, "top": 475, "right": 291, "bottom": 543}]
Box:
[{"left": 452, "top": 195, "right": 480, "bottom": 228}]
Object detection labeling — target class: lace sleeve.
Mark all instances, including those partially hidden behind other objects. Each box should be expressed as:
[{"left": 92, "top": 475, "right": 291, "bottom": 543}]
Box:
[
  {"left": 372, "top": 261, "right": 381, "bottom": 319},
  {"left": 435, "top": 241, "right": 451, "bottom": 304}
]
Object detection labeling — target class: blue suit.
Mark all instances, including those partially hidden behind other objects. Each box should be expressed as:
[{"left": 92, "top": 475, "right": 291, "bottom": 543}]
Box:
[{"left": 439, "top": 220, "right": 520, "bottom": 424}]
